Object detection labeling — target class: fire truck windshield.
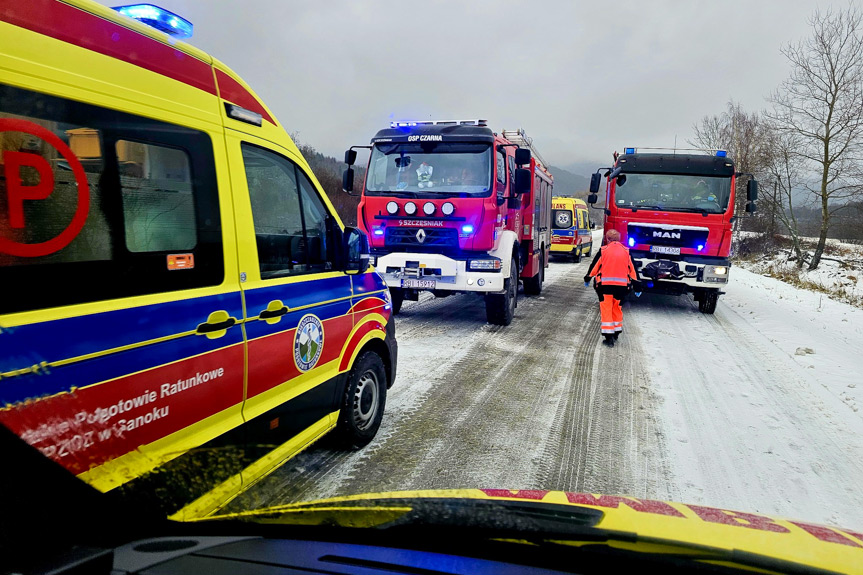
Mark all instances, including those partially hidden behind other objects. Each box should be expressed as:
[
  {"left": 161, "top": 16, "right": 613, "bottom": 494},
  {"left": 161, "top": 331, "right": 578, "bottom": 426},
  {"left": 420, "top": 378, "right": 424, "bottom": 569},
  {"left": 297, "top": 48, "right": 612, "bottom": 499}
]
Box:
[
  {"left": 614, "top": 173, "right": 731, "bottom": 214},
  {"left": 365, "top": 143, "right": 492, "bottom": 197}
]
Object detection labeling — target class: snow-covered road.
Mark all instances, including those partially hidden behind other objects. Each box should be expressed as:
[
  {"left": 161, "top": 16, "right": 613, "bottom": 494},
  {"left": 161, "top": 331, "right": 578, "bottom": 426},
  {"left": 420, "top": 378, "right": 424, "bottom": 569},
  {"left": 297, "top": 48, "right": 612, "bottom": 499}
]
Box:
[{"left": 229, "top": 234, "right": 863, "bottom": 531}]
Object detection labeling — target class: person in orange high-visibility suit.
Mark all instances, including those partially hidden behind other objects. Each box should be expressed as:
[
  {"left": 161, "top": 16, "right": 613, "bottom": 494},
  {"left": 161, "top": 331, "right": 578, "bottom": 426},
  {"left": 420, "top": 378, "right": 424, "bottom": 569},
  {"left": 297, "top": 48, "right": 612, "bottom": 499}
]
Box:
[{"left": 584, "top": 229, "right": 640, "bottom": 347}]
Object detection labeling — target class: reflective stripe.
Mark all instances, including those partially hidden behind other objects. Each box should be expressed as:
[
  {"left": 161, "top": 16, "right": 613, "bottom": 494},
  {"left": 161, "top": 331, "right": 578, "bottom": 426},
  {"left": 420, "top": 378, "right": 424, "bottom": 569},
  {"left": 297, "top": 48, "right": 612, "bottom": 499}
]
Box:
[
  {"left": 601, "top": 322, "right": 616, "bottom": 326},
  {"left": 601, "top": 328, "right": 615, "bottom": 334},
  {"left": 599, "top": 277, "right": 628, "bottom": 283},
  {"left": 614, "top": 327, "right": 622, "bottom": 332}
]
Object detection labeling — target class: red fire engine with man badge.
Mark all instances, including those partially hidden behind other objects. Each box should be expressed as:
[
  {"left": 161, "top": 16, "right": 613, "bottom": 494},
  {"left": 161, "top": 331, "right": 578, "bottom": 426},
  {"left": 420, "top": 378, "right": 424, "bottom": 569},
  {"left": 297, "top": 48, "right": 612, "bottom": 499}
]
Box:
[{"left": 344, "top": 121, "right": 552, "bottom": 326}]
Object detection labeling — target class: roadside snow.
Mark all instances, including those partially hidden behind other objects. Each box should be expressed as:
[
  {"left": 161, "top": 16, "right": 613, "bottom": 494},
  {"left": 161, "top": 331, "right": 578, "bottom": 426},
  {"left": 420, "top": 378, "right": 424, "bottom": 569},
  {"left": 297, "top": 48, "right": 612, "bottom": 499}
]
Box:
[{"left": 633, "top": 267, "right": 863, "bottom": 529}]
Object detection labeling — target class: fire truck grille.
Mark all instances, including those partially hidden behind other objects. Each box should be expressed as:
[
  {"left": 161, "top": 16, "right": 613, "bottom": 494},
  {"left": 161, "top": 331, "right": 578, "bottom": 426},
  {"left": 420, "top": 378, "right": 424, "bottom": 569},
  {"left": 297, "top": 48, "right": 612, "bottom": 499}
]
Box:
[{"left": 385, "top": 227, "right": 459, "bottom": 249}]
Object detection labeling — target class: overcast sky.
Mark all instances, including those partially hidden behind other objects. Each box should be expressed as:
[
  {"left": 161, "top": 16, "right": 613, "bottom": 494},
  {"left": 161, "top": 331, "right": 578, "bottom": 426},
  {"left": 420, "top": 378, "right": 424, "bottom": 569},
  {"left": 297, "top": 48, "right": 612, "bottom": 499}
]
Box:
[{"left": 99, "top": 0, "right": 848, "bottom": 172}]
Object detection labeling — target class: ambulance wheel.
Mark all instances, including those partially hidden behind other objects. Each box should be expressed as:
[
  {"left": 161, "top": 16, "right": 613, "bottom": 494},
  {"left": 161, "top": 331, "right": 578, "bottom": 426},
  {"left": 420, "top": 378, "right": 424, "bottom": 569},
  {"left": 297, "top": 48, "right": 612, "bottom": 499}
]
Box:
[
  {"left": 573, "top": 248, "right": 582, "bottom": 263},
  {"left": 486, "top": 256, "right": 518, "bottom": 325},
  {"left": 585, "top": 243, "right": 592, "bottom": 257},
  {"left": 335, "top": 351, "right": 387, "bottom": 450},
  {"left": 389, "top": 287, "right": 404, "bottom": 315},
  {"left": 698, "top": 290, "right": 719, "bottom": 314}
]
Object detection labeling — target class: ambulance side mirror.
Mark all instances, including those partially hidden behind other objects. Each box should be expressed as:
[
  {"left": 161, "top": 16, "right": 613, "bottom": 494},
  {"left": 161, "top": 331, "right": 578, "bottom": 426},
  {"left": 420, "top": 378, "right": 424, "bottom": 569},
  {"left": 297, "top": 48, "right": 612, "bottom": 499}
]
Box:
[{"left": 344, "top": 227, "right": 370, "bottom": 274}]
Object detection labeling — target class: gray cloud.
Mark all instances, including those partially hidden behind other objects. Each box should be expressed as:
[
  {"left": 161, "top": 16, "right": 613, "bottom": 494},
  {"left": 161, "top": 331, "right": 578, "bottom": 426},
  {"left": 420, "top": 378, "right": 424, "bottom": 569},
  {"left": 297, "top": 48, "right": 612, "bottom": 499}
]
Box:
[{"left": 97, "top": 0, "right": 845, "bottom": 171}]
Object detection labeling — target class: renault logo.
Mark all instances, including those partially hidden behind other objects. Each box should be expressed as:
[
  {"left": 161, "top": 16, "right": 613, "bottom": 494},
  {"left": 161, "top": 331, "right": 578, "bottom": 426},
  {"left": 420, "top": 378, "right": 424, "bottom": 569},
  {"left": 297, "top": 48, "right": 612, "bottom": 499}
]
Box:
[{"left": 416, "top": 229, "right": 426, "bottom": 243}]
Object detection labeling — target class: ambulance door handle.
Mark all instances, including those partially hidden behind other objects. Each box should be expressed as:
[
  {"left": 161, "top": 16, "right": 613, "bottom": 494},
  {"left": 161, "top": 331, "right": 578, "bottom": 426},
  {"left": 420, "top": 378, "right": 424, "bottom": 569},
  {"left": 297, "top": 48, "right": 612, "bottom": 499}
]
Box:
[
  {"left": 259, "top": 307, "right": 288, "bottom": 319},
  {"left": 195, "top": 310, "right": 237, "bottom": 338},
  {"left": 196, "top": 318, "right": 236, "bottom": 334},
  {"left": 258, "top": 300, "right": 289, "bottom": 324}
]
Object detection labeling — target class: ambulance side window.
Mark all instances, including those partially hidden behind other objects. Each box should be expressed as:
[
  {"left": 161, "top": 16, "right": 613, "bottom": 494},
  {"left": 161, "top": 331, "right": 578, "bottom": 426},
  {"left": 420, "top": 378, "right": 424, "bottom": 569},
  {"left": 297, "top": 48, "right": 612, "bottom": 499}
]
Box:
[
  {"left": 118, "top": 141, "right": 196, "bottom": 252},
  {"left": 297, "top": 171, "right": 334, "bottom": 272},
  {"left": 0, "top": 83, "right": 222, "bottom": 315},
  {"left": 242, "top": 144, "right": 333, "bottom": 278}
]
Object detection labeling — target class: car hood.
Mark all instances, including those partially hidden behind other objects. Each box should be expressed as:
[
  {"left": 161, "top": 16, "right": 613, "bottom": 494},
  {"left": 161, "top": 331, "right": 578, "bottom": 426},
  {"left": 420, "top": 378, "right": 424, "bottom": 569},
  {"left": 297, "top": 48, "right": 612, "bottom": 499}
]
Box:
[{"left": 200, "top": 489, "right": 862, "bottom": 574}]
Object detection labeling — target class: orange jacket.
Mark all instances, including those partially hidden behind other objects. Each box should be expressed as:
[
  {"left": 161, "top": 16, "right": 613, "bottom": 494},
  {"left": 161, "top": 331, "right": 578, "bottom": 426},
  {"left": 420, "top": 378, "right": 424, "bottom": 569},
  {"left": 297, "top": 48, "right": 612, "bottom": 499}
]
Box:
[{"left": 587, "top": 241, "right": 638, "bottom": 286}]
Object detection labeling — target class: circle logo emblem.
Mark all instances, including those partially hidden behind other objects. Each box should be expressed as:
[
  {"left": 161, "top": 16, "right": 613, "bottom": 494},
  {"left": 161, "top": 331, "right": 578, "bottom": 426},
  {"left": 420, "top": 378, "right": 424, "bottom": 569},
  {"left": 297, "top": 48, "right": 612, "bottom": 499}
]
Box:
[
  {"left": 556, "top": 212, "right": 571, "bottom": 227},
  {"left": 294, "top": 314, "right": 324, "bottom": 372},
  {"left": 0, "top": 119, "right": 90, "bottom": 257}
]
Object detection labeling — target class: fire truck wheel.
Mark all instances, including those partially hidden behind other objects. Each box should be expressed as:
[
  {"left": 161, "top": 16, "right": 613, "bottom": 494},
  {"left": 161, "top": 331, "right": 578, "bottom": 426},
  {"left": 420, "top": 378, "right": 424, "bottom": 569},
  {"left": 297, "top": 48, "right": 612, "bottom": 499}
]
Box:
[
  {"left": 524, "top": 254, "right": 544, "bottom": 296},
  {"left": 698, "top": 290, "right": 719, "bottom": 314},
  {"left": 485, "top": 256, "right": 518, "bottom": 325},
  {"left": 334, "top": 351, "right": 387, "bottom": 449},
  {"left": 389, "top": 288, "right": 404, "bottom": 315}
]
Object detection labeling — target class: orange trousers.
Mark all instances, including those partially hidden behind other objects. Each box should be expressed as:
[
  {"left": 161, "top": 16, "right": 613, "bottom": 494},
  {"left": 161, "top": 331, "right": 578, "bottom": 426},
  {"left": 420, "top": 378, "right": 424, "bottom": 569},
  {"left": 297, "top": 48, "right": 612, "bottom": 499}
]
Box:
[{"left": 600, "top": 295, "right": 623, "bottom": 335}]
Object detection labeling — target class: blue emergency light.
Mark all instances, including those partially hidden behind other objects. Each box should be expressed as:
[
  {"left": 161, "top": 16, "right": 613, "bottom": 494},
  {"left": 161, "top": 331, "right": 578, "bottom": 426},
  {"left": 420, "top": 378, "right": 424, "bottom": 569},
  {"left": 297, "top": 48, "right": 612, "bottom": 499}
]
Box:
[
  {"left": 390, "top": 121, "right": 418, "bottom": 128},
  {"left": 628, "top": 237, "right": 635, "bottom": 247},
  {"left": 462, "top": 225, "right": 474, "bottom": 234},
  {"left": 716, "top": 150, "right": 727, "bottom": 157},
  {"left": 373, "top": 228, "right": 384, "bottom": 236},
  {"left": 112, "top": 4, "right": 194, "bottom": 39},
  {"left": 697, "top": 244, "right": 705, "bottom": 251},
  {"left": 624, "top": 147, "right": 636, "bottom": 154}
]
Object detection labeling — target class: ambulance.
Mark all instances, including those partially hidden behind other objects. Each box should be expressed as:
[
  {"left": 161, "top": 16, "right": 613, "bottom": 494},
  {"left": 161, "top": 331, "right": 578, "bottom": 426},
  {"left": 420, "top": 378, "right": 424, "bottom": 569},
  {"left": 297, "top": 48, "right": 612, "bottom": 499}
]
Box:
[
  {"left": 550, "top": 196, "right": 593, "bottom": 262},
  {"left": 0, "top": 0, "right": 397, "bottom": 517}
]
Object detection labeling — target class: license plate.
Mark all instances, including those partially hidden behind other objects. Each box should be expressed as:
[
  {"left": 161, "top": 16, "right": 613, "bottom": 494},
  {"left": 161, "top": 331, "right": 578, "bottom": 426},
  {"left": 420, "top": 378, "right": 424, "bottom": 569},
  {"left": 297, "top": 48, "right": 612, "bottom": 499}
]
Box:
[
  {"left": 650, "top": 246, "right": 680, "bottom": 255},
  {"left": 402, "top": 278, "right": 435, "bottom": 289}
]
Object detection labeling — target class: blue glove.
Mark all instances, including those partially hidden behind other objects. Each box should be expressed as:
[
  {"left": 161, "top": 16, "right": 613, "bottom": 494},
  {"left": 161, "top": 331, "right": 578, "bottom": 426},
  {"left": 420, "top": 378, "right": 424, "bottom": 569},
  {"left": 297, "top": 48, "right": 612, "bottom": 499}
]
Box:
[
  {"left": 634, "top": 291, "right": 642, "bottom": 297},
  {"left": 584, "top": 281, "right": 591, "bottom": 288}
]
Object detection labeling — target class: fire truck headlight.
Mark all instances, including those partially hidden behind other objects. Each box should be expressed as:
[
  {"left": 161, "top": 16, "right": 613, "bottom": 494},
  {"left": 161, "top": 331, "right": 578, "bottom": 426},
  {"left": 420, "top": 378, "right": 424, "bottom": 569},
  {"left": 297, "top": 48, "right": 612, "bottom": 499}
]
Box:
[
  {"left": 386, "top": 201, "right": 399, "bottom": 215},
  {"left": 442, "top": 202, "right": 455, "bottom": 216},
  {"left": 404, "top": 202, "right": 417, "bottom": 215},
  {"left": 713, "top": 266, "right": 728, "bottom": 275},
  {"left": 423, "top": 202, "right": 435, "bottom": 216}
]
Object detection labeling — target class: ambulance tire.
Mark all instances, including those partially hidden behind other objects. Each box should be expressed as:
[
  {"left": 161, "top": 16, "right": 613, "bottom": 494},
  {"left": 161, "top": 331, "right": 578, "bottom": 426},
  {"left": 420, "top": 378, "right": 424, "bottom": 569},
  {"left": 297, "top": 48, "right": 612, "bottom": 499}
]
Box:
[
  {"left": 698, "top": 290, "right": 719, "bottom": 314},
  {"left": 573, "top": 247, "right": 582, "bottom": 263},
  {"left": 486, "top": 256, "right": 518, "bottom": 325},
  {"left": 585, "top": 243, "right": 592, "bottom": 257},
  {"left": 389, "top": 287, "right": 404, "bottom": 315},
  {"left": 335, "top": 351, "right": 387, "bottom": 450}
]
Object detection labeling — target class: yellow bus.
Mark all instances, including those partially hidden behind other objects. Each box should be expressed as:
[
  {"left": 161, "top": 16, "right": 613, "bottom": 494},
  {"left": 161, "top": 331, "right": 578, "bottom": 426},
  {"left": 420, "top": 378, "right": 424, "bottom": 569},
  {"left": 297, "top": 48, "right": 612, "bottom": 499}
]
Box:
[{"left": 550, "top": 197, "right": 593, "bottom": 262}]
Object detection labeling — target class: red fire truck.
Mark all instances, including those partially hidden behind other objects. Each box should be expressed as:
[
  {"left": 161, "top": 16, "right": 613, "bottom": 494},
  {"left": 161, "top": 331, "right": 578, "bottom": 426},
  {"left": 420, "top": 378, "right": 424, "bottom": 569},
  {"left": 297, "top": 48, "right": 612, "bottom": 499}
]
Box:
[
  {"left": 343, "top": 121, "right": 552, "bottom": 325},
  {"left": 588, "top": 147, "right": 757, "bottom": 314}
]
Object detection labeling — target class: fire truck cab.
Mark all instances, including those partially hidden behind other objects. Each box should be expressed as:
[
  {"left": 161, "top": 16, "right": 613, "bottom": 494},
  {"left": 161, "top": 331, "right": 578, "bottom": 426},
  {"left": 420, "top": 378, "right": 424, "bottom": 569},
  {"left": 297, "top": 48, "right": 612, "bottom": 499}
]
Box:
[
  {"left": 344, "top": 121, "right": 552, "bottom": 326},
  {"left": 588, "top": 148, "right": 757, "bottom": 314}
]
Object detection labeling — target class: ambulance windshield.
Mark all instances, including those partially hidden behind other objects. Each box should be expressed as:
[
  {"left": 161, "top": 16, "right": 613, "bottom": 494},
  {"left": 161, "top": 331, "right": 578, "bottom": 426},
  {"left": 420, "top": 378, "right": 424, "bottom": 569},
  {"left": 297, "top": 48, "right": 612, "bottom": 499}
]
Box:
[
  {"left": 614, "top": 173, "right": 731, "bottom": 214},
  {"left": 365, "top": 143, "right": 492, "bottom": 197}
]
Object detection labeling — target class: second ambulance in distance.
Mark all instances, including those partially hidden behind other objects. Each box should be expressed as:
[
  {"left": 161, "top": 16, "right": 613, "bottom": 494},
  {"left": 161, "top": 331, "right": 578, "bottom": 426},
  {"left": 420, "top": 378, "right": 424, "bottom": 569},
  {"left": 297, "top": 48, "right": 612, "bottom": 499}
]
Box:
[{"left": 550, "top": 196, "right": 593, "bottom": 262}]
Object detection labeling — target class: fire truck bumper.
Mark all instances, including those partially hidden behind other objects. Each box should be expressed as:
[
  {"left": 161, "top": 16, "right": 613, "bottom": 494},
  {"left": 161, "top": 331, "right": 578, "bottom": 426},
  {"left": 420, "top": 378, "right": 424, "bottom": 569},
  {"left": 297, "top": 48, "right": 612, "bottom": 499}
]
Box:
[
  {"left": 632, "top": 255, "right": 731, "bottom": 292},
  {"left": 375, "top": 252, "right": 506, "bottom": 293}
]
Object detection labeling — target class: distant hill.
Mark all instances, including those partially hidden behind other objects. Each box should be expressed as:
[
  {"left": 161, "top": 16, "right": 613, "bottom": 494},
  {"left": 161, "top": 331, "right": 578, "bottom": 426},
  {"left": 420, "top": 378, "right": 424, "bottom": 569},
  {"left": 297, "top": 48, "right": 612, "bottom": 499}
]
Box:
[{"left": 548, "top": 166, "right": 591, "bottom": 199}]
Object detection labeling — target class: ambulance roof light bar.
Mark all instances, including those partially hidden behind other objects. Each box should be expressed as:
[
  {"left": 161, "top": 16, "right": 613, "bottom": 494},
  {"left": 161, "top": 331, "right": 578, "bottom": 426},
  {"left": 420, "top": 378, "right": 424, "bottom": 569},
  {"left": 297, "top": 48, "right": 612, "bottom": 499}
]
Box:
[
  {"left": 390, "top": 119, "right": 488, "bottom": 128},
  {"left": 501, "top": 128, "right": 548, "bottom": 169},
  {"left": 112, "top": 4, "right": 194, "bottom": 39}
]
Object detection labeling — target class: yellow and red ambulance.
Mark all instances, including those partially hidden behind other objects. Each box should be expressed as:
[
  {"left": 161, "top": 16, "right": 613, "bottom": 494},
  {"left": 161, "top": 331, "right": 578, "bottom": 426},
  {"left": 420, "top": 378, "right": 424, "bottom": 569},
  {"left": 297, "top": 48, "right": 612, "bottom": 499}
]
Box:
[
  {"left": 550, "top": 196, "right": 592, "bottom": 262},
  {"left": 0, "top": 0, "right": 396, "bottom": 516}
]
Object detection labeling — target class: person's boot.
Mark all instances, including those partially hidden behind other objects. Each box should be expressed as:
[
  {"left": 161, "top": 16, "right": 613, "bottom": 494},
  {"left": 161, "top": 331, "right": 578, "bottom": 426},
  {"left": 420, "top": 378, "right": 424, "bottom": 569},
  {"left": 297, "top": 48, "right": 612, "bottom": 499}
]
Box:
[
  {"left": 603, "top": 334, "right": 615, "bottom": 347},
  {"left": 613, "top": 331, "right": 620, "bottom": 340}
]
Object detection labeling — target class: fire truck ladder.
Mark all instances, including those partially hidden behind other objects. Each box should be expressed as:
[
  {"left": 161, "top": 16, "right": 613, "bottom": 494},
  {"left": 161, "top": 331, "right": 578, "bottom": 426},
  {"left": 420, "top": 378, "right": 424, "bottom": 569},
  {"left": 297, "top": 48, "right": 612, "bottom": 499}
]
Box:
[{"left": 502, "top": 129, "right": 548, "bottom": 170}]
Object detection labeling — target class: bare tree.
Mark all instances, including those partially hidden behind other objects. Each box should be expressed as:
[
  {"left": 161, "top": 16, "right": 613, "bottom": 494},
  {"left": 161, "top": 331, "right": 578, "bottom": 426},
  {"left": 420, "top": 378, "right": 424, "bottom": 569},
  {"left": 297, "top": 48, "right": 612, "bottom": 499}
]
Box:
[
  {"left": 690, "top": 100, "right": 767, "bottom": 227},
  {"left": 759, "top": 125, "right": 808, "bottom": 265},
  {"left": 768, "top": 4, "right": 863, "bottom": 269}
]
